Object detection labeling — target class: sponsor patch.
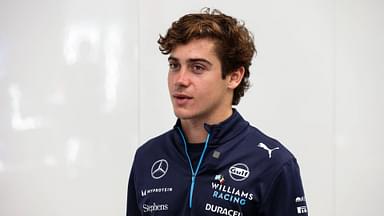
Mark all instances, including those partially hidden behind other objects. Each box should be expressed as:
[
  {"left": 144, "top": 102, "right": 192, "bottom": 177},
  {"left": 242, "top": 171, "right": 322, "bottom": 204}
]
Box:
[
  {"left": 142, "top": 202, "right": 168, "bottom": 213},
  {"left": 295, "top": 196, "right": 306, "bottom": 203},
  {"left": 297, "top": 206, "right": 308, "bottom": 214},
  {"left": 229, "top": 163, "right": 250, "bottom": 181},
  {"left": 214, "top": 174, "right": 225, "bottom": 185},
  {"left": 205, "top": 203, "right": 242, "bottom": 216},
  {"left": 141, "top": 187, "right": 173, "bottom": 197},
  {"left": 151, "top": 159, "right": 168, "bottom": 179},
  {"left": 211, "top": 178, "right": 253, "bottom": 206}
]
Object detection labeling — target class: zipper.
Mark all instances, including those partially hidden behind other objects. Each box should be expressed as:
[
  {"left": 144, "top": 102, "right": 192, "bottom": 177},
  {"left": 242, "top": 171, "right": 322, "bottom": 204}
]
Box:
[{"left": 176, "top": 127, "right": 210, "bottom": 209}]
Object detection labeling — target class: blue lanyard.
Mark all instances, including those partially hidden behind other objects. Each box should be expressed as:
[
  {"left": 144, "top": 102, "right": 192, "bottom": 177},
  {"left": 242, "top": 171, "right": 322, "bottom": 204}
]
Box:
[{"left": 177, "top": 127, "right": 210, "bottom": 209}]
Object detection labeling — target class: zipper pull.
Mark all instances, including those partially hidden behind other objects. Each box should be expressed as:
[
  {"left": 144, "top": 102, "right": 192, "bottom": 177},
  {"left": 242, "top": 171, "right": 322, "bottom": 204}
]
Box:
[{"left": 189, "top": 175, "right": 196, "bottom": 208}]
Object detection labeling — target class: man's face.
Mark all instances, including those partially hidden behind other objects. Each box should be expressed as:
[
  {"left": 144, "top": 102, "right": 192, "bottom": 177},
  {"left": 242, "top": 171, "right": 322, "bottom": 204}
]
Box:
[{"left": 167, "top": 38, "right": 232, "bottom": 123}]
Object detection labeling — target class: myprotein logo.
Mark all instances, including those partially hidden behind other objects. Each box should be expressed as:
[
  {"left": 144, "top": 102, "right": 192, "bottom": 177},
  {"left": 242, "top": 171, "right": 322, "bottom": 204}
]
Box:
[
  {"left": 141, "top": 187, "right": 173, "bottom": 197},
  {"left": 142, "top": 202, "right": 168, "bottom": 213},
  {"left": 151, "top": 159, "right": 168, "bottom": 179},
  {"left": 229, "top": 163, "right": 249, "bottom": 181}
]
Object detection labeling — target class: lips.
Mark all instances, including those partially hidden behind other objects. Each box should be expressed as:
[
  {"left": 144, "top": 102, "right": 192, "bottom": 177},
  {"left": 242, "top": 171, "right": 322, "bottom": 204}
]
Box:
[
  {"left": 172, "top": 93, "right": 193, "bottom": 106},
  {"left": 173, "top": 93, "right": 192, "bottom": 99}
]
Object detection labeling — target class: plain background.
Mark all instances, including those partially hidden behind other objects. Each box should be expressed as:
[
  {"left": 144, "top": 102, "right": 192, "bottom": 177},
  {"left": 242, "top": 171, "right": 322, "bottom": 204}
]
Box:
[{"left": 0, "top": 0, "right": 383, "bottom": 215}]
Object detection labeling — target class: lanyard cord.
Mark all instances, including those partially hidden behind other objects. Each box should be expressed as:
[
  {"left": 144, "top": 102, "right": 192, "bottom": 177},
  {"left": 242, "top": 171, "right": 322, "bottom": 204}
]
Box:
[{"left": 177, "top": 127, "right": 210, "bottom": 209}]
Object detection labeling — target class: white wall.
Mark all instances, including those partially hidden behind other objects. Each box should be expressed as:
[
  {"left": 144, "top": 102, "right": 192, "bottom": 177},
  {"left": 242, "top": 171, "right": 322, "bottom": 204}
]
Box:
[
  {"left": 0, "top": 0, "right": 383, "bottom": 215},
  {"left": 0, "top": 0, "right": 139, "bottom": 215},
  {"left": 335, "top": 0, "right": 384, "bottom": 215}
]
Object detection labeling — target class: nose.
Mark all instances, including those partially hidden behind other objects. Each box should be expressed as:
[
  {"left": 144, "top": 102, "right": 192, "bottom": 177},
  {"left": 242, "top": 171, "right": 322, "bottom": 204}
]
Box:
[{"left": 174, "top": 67, "right": 190, "bottom": 88}]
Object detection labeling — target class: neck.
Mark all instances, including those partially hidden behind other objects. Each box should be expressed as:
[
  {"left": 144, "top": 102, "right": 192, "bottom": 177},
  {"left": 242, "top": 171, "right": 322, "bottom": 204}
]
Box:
[{"left": 180, "top": 108, "right": 233, "bottom": 143}]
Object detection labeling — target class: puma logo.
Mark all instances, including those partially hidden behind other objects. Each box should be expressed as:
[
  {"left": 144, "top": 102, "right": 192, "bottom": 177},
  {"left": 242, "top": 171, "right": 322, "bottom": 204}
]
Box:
[{"left": 257, "top": 143, "right": 279, "bottom": 159}]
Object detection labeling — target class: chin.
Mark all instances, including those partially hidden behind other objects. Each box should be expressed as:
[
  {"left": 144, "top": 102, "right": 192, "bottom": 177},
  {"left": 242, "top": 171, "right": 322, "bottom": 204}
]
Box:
[
  {"left": 173, "top": 109, "right": 195, "bottom": 120},
  {"left": 174, "top": 111, "right": 192, "bottom": 120}
]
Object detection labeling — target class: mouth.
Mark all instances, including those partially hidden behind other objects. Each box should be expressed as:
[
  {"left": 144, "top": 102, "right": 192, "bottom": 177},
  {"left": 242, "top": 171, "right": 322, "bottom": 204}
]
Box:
[{"left": 172, "top": 93, "right": 193, "bottom": 105}]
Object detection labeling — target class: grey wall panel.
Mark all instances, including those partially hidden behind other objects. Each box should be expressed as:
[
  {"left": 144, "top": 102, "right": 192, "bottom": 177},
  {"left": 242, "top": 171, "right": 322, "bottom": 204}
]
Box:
[
  {"left": 0, "top": 0, "right": 139, "bottom": 215},
  {"left": 335, "top": 0, "right": 384, "bottom": 215},
  {"left": 239, "top": 2, "right": 335, "bottom": 215},
  {"left": 0, "top": 0, "right": 383, "bottom": 215}
]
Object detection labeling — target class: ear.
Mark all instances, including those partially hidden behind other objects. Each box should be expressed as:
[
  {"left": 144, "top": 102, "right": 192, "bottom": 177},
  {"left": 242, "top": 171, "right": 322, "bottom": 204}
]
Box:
[{"left": 226, "top": 66, "right": 245, "bottom": 90}]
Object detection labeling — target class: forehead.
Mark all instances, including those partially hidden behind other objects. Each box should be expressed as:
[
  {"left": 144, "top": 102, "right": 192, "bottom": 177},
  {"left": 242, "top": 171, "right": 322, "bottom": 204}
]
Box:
[{"left": 170, "top": 38, "right": 219, "bottom": 62}]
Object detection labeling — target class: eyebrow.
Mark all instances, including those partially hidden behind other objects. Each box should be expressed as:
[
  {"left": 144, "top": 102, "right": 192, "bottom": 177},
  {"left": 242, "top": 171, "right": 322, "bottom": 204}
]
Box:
[{"left": 168, "top": 56, "right": 212, "bottom": 66}]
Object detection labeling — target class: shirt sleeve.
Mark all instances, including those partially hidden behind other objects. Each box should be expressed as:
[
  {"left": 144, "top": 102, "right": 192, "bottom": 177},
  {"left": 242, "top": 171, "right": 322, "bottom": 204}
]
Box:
[
  {"left": 126, "top": 163, "right": 141, "bottom": 216},
  {"left": 259, "top": 158, "right": 308, "bottom": 216}
]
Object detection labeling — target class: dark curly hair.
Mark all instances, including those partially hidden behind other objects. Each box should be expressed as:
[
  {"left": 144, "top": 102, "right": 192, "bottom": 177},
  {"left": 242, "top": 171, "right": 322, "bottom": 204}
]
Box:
[{"left": 158, "top": 8, "right": 256, "bottom": 105}]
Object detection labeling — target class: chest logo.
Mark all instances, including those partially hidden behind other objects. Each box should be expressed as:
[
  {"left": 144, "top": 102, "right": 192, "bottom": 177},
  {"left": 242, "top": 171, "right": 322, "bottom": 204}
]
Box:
[
  {"left": 229, "top": 163, "right": 250, "bottom": 181},
  {"left": 151, "top": 159, "right": 168, "bottom": 179},
  {"left": 257, "top": 142, "right": 279, "bottom": 159}
]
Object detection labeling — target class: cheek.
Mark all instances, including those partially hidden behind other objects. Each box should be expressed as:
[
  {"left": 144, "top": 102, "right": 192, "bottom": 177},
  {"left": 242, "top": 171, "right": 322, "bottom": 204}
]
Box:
[
  {"left": 167, "top": 74, "right": 173, "bottom": 89},
  {"left": 211, "top": 83, "right": 228, "bottom": 102},
  {"left": 197, "top": 81, "right": 222, "bottom": 98}
]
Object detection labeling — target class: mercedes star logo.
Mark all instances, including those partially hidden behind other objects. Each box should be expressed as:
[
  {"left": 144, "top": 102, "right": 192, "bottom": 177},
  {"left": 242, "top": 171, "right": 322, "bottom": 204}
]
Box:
[{"left": 151, "top": 159, "right": 168, "bottom": 179}]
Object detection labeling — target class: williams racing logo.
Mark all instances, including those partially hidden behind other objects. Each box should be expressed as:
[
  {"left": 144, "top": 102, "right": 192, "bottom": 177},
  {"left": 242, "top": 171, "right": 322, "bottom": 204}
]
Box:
[
  {"left": 214, "top": 174, "right": 225, "bottom": 185},
  {"left": 211, "top": 175, "right": 254, "bottom": 206}
]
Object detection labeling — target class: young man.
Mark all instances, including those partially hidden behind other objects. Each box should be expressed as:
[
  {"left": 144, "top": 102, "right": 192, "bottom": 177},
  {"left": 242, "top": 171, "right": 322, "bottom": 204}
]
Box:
[{"left": 127, "top": 9, "right": 308, "bottom": 216}]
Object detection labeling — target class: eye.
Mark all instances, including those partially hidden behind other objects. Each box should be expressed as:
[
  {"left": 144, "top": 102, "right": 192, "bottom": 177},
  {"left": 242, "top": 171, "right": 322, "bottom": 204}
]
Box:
[
  {"left": 191, "top": 64, "right": 205, "bottom": 73},
  {"left": 168, "top": 62, "right": 180, "bottom": 71}
]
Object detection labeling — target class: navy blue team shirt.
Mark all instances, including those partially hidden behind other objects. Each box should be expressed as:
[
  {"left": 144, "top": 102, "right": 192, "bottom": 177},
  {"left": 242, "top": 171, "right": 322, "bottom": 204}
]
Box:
[{"left": 127, "top": 110, "right": 308, "bottom": 216}]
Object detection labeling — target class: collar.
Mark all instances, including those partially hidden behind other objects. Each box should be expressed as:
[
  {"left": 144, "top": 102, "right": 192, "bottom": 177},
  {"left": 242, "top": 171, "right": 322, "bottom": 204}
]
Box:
[{"left": 173, "top": 109, "right": 249, "bottom": 146}]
